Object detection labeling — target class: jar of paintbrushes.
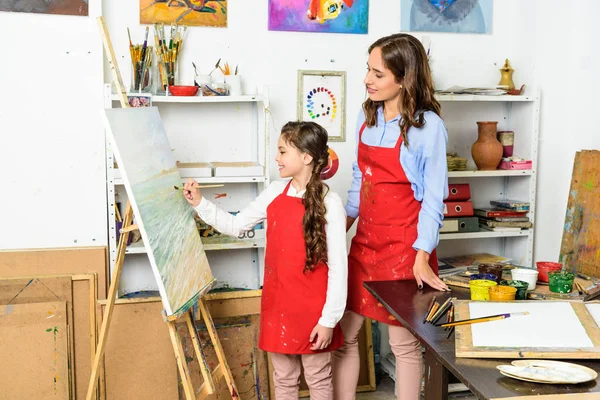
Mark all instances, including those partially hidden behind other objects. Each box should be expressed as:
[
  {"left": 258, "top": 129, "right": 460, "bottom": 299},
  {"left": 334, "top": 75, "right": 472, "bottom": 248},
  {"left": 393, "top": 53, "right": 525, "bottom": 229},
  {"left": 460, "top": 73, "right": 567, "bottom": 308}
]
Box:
[
  {"left": 128, "top": 27, "right": 154, "bottom": 93},
  {"left": 152, "top": 24, "right": 187, "bottom": 94}
]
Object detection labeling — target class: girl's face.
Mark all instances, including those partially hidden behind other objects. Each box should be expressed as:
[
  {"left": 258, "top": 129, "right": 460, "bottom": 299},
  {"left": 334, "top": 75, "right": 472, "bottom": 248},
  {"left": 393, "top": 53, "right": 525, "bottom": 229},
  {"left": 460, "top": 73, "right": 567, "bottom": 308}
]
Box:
[
  {"left": 275, "top": 136, "right": 312, "bottom": 178},
  {"left": 364, "top": 46, "right": 402, "bottom": 103}
]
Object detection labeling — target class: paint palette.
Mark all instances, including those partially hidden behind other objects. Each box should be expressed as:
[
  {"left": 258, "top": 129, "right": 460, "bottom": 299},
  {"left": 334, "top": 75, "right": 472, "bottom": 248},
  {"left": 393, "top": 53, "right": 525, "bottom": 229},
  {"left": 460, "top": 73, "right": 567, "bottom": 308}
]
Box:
[{"left": 497, "top": 360, "right": 597, "bottom": 384}]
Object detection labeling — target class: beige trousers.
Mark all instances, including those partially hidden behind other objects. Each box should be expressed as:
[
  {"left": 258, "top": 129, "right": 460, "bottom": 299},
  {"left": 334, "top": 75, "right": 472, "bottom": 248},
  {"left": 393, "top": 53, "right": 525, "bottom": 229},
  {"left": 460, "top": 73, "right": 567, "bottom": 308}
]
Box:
[
  {"left": 270, "top": 352, "right": 333, "bottom": 399},
  {"left": 332, "top": 311, "right": 423, "bottom": 400}
]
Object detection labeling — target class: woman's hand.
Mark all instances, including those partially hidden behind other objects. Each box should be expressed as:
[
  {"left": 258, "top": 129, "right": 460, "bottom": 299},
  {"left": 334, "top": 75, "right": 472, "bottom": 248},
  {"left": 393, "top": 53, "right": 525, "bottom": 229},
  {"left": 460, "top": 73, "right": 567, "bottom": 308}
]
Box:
[
  {"left": 309, "top": 324, "right": 334, "bottom": 351},
  {"left": 183, "top": 178, "right": 203, "bottom": 208},
  {"left": 413, "top": 250, "right": 450, "bottom": 291}
]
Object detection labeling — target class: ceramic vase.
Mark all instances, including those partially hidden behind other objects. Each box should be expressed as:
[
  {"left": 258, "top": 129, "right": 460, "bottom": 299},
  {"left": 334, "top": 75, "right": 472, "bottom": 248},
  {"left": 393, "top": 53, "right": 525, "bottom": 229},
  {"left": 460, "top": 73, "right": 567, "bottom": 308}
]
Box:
[{"left": 472, "top": 121, "right": 503, "bottom": 170}]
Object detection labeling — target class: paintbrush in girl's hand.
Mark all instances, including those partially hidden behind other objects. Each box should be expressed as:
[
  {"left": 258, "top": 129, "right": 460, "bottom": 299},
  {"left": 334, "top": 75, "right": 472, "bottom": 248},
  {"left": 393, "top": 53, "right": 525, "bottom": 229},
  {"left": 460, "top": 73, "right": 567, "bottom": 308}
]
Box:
[
  {"left": 174, "top": 184, "right": 224, "bottom": 190},
  {"left": 436, "top": 311, "right": 529, "bottom": 328}
]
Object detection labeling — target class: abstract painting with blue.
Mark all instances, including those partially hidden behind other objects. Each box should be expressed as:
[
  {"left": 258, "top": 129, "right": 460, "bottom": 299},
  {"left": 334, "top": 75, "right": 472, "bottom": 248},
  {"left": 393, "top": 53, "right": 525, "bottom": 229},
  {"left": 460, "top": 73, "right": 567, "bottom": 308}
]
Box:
[
  {"left": 401, "top": 0, "right": 493, "bottom": 34},
  {"left": 269, "top": 0, "right": 369, "bottom": 34}
]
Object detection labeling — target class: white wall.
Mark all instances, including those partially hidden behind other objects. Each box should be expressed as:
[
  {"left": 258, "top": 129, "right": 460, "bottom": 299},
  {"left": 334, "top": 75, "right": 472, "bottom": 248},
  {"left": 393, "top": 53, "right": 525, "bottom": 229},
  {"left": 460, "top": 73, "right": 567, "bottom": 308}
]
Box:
[
  {"left": 0, "top": 3, "right": 106, "bottom": 249},
  {"left": 2, "top": 0, "right": 598, "bottom": 265}
]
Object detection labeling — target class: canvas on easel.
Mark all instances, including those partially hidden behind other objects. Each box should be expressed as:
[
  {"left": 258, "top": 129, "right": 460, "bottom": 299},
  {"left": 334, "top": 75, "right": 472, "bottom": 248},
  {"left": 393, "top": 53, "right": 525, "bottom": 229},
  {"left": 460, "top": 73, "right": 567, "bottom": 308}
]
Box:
[{"left": 103, "top": 106, "right": 215, "bottom": 316}]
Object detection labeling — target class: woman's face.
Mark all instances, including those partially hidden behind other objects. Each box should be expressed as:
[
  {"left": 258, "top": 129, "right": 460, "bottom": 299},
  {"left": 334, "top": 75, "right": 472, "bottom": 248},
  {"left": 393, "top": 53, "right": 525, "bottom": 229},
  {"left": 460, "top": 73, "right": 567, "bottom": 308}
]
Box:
[{"left": 364, "top": 46, "right": 402, "bottom": 103}]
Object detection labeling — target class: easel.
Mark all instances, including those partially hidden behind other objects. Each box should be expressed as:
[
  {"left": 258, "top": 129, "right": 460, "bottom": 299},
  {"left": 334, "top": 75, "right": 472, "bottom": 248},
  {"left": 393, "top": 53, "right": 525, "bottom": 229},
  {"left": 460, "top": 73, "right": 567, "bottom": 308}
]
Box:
[{"left": 86, "top": 17, "right": 239, "bottom": 400}]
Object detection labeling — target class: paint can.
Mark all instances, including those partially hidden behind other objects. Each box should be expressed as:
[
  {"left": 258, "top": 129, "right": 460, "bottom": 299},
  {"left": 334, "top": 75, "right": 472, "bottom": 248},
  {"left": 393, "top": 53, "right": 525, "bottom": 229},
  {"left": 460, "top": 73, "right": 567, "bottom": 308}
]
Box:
[
  {"left": 469, "top": 279, "right": 497, "bottom": 301},
  {"left": 499, "top": 280, "right": 529, "bottom": 300},
  {"left": 478, "top": 263, "right": 505, "bottom": 283},
  {"left": 511, "top": 268, "right": 539, "bottom": 290},
  {"left": 470, "top": 273, "right": 498, "bottom": 282},
  {"left": 548, "top": 271, "right": 575, "bottom": 293},
  {"left": 536, "top": 261, "right": 562, "bottom": 283},
  {"left": 489, "top": 285, "right": 517, "bottom": 301}
]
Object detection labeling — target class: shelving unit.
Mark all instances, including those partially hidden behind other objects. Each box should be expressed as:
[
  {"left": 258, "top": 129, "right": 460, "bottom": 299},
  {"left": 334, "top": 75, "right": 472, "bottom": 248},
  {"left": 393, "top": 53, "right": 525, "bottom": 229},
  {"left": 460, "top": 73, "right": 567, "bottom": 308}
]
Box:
[
  {"left": 104, "top": 84, "right": 270, "bottom": 295},
  {"left": 435, "top": 90, "right": 540, "bottom": 267}
]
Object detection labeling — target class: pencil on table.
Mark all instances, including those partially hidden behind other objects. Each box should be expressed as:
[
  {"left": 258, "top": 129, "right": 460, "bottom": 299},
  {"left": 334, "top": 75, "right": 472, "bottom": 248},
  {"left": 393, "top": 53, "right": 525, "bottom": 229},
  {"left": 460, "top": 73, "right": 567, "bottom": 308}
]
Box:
[
  {"left": 426, "top": 302, "right": 440, "bottom": 323},
  {"left": 431, "top": 297, "right": 453, "bottom": 325},
  {"left": 436, "top": 311, "right": 529, "bottom": 328},
  {"left": 444, "top": 305, "right": 454, "bottom": 331},
  {"left": 447, "top": 326, "right": 455, "bottom": 339},
  {"left": 423, "top": 296, "right": 436, "bottom": 324}
]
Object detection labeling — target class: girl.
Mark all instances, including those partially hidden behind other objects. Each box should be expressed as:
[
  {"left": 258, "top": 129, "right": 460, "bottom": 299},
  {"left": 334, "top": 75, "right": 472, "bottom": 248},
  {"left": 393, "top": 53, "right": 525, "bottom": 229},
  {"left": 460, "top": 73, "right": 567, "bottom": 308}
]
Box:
[
  {"left": 184, "top": 121, "right": 347, "bottom": 400},
  {"left": 332, "top": 34, "right": 450, "bottom": 400}
]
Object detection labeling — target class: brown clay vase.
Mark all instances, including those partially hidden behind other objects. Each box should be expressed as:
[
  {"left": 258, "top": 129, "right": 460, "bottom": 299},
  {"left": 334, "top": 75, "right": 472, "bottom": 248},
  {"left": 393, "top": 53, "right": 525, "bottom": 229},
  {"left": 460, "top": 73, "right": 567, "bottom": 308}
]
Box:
[{"left": 472, "top": 121, "right": 503, "bottom": 170}]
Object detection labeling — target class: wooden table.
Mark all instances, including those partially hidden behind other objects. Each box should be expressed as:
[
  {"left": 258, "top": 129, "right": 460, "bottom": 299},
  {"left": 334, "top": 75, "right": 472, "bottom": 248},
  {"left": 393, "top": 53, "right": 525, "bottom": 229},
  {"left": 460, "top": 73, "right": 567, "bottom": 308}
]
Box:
[{"left": 364, "top": 280, "right": 600, "bottom": 399}]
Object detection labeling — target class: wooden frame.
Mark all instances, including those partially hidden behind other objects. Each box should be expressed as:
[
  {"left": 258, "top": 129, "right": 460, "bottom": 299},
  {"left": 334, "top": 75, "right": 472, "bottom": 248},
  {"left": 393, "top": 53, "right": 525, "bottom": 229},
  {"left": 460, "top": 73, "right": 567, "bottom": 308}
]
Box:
[
  {"left": 297, "top": 70, "right": 346, "bottom": 142},
  {"left": 454, "top": 300, "right": 600, "bottom": 359}
]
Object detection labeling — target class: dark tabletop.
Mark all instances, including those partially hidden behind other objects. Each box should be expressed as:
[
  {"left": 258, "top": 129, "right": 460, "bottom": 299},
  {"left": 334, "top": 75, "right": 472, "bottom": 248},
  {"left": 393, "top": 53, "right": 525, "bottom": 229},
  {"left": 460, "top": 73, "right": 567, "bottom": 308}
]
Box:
[{"left": 364, "top": 280, "right": 600, "bottom": 399}]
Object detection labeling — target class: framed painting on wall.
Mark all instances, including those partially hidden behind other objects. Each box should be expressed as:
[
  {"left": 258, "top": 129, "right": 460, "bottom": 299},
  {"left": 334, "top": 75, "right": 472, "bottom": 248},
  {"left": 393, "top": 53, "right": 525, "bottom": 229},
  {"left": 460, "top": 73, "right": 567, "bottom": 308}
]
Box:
[
  {"left": 297, "top": 70, "right": 346, "bottom": 142},
  {"left": 400, "top": 0, "right": 493, "bottom": 34},
  {"left": 269, "top": 0, "right": 368, "bottom": 34},
  {"left": 140, "top": 0, "right": 227, "bottom": 27}
]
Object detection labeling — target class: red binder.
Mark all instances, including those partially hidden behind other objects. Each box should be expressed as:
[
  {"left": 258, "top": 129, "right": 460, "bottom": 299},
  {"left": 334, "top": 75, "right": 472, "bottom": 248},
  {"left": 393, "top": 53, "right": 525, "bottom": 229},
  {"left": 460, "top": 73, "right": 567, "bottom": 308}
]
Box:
[
  {"left": 443, "top": 201, "right": 474, "bottom": 217},
  {"left": 447, "top": 184, "right": 471, "bottom": 201}
]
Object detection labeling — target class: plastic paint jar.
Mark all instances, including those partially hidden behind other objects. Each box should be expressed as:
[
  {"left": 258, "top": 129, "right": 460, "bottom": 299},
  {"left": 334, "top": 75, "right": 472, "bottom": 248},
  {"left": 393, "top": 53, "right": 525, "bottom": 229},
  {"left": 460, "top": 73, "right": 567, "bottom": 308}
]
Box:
[
  {"left": 469, "top": 279, "right": 497, "bottom": 301},
  {"left": 489, "top": 285, "right": 517, "bottom": 301},
  {"left": 470, "top": 273, "right": 498, "bottom": 282},
  {"left": 499, "top": 280, "right": 529, "bottom": 300},
  {"left": 548, "top": 271, "right": 575, "bottom": 293},
  {"left": 536, "top": 261, "right": 562, "bottom": 283},
  {"left": 511, "top": 268, "right": 539, "bottom": 291}
]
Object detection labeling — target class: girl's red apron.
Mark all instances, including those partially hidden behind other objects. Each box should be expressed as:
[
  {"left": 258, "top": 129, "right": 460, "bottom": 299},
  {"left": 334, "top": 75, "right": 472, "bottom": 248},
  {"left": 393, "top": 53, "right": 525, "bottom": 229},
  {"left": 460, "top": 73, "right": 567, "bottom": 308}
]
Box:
[
  {"left": 347, "top": 123, "right": 439, "bottom": 326},
  {"left": 259, "top": 181, "right": 343, "bottom": 353}
]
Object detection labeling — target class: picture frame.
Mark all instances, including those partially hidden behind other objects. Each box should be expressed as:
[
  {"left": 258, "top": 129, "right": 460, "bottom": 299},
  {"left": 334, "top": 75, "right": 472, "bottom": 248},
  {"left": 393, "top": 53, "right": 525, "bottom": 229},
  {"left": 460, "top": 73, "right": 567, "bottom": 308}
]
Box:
[{"left": 297, "top": 70, "right": 346, "bottom": 142}]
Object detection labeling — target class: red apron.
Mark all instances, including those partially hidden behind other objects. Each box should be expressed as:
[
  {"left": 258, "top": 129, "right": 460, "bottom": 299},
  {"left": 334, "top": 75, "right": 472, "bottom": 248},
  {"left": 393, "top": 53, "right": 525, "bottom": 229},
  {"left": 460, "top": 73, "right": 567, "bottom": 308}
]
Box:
[
  {"left": 259, "top": 181, "right": 344, "bottom": 354},
  {"left": 347, "top": 123, "right": 438, "bottom": 326}
]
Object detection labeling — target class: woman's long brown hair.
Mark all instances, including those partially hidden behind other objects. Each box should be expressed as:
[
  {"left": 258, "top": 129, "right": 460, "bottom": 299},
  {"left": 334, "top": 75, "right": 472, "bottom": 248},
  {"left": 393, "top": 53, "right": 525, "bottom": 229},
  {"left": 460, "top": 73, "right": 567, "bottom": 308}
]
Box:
[
  {"left": 280, "top": 121, "right": 330, "bottom": 273},
  {"left": 363, "top": 33, "right": 441, "bottom": 147}
]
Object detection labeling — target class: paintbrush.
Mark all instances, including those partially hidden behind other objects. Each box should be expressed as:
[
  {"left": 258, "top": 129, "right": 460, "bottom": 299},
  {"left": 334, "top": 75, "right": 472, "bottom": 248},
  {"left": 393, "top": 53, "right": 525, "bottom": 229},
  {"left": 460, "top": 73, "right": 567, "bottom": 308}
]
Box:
[
  {"left": 423, "top": 296, "right": 436, "bottom": 324},
  {"left": 139, "top": 26, "right": 150, "bottom": 91},
  {"left": 446, "top": 326, "right": 455, "bottom": 339},
  {"left": 436, "top": 311, "right": 529, "bottom": 328},
  {"left": 174, "top": 184, "right": 224, "bottom": 190},
  {"left": 431, "top": 298, "right": 454, "bottom": 325},
  {"left": 426, "top": 302, "right": 440, "bottom": 323},
  {"left": 577, "top": 272, "right": 594, "bottom": 281},
  {"left": 127, "top": 27, "right": 135, "bottom": 62}
]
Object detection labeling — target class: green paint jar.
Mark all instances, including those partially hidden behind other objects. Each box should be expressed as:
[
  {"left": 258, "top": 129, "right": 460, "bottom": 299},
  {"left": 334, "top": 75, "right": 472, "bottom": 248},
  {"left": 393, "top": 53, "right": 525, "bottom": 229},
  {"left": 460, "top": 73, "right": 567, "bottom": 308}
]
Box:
[
  {"left": 548, "top": 271, "right": 575, "bottom": 293},
  {"left": 499, "top": 280, "right": 529, "bottom": 300}
]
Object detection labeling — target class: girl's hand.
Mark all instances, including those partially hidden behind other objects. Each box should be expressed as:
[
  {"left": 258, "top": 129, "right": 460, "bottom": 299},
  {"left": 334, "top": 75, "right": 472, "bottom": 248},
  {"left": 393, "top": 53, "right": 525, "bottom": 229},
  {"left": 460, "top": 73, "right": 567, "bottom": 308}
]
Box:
[
  {"left": 183, "top": 178, "right": 203, "bottom": 208},
  {"left": 309, "top": 324, "right": 334, "bottom": 351},
  {"left": 413, "top": 250, "right": 450, "bottom": 292}
]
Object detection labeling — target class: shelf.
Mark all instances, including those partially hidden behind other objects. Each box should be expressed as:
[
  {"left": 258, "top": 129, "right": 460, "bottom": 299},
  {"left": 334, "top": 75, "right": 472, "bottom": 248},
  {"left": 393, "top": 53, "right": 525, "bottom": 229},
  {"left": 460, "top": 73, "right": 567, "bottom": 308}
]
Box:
[
  {"left": 114, "top": 176, "right": 266, "bottom": 185},
  {"left": 125, "top": 229, "right": 266, "bottom": 254},
  {"left": 111, "top": 93, "right": 262, "bottom": 103},
  {"left": 439, "top": 230, "right": 532, "bottom": 240},
  {"left": 435, "top": 94, "right": 536, "bottom": 102},
  {"left": 448, "top": 170, "right": 534, "bottom": 178}
]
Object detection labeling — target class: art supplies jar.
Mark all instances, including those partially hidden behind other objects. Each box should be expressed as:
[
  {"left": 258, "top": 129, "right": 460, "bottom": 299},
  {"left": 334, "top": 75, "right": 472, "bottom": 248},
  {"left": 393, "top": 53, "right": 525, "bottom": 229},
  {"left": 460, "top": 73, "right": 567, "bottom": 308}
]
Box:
[
  {"left": 548, "top": 271, "right": 575, "bottom": 293},
  {"left": 224, "top": 75, "right": 242, "bottom": 96},
  {"left": 511, "top": 268, "right": 539, "bottom": 290},
  {"left": 130, "top": 46, "right": 154, "bottom": 93},
  {"left": 536, "top": 261, "right": 562, "bottom": 283},
  {"left": 195, "top": 74, "right": 212, "bottom": 95},
  {"left": 499, "top": 280, "right": 529, "bottom": 300},
  {"left": 469, "top": 279, "right": 497, "bottom": 301},
  {"left": 202, "top": 81, "right": 229, "bottom": 96},
  {"left": 470, "top": 273, "right": 498, "bottom": 282},
  {"left": 497, "top": 131, "right": 515, "bottom": 157},
  {"left": 489, "top": 285, "right": 517, "bottom": 301},
  {"left": 478, "top": 263, "right": 505, "bottom": 283}
]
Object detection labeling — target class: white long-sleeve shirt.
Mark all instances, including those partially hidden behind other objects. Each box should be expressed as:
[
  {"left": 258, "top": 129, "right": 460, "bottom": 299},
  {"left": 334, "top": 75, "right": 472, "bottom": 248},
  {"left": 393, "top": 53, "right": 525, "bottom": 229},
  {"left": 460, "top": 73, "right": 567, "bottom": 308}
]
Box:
[{"left": 194, "top": 180, "right": 348, "bottom": 328}]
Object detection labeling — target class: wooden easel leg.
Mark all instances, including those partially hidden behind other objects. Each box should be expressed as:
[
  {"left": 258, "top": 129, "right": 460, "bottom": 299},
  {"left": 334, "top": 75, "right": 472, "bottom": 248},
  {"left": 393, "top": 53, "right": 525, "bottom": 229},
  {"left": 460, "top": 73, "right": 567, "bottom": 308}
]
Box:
[
  {"left": 85, "top": 203, "right": 134, "bottom": 400},
  {"left": 185, "top": 311, "right": 216, "bottom": 394},
  {"left": 423, "top": 348, "right": 449, "bottom": 400},
  {"left": 197, "top": 298, "right": 240, "bottom": 399},
  {"left": 168, "top": 320, "right": 196, "bottom": 400}
]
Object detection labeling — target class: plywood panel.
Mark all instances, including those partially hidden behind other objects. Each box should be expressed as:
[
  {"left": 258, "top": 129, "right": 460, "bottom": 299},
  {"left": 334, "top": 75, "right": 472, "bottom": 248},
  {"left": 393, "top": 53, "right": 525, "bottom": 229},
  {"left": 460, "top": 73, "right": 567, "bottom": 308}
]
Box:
[
  {"left": 0, "top": 301, "right": 69, "bottom": 399},
  {"left": 0, "top": 248, "right": 104, "bottom": 400},
  {"left": 560, "top": 150, "right": 600, "bottom": 277},
  {"left": 102, "top": 300, "right": 179, "bottom": 400}
]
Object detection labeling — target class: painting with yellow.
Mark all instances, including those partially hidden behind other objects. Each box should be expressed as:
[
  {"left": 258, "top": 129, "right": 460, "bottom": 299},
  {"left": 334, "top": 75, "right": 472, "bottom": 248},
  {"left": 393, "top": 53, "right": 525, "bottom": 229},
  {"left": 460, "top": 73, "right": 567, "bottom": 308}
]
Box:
[{"left": 140, "top": 0, "right": 227, "bottom": 27}]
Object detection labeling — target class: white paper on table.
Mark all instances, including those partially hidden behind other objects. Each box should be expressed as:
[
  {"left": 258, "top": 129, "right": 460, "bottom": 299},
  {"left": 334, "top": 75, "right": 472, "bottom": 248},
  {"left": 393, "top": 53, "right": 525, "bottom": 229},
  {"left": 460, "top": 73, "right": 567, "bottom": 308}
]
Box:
[
  {"left": 469, "top": 302, "right": 593, "bottom": 348},
  {"left": 585, "top": 303, "right": 600, "bottom": 327}
]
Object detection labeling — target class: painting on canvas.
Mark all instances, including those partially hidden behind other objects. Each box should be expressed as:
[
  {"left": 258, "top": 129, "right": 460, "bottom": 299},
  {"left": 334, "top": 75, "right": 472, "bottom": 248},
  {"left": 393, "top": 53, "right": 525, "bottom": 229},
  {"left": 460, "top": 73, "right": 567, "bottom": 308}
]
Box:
[
  {"left": 269, "top": 0, "right": 368, "bottom": 34},
  {"left": 298, "top": 70, "right": 346, "bottom": 142},
  {"left": 0, "top": 0, "right": 88, "bottom": 16},
  {"left": 140, "top": 0, "right": 227, "bottom": 27},
  {"left": 103, "top": 107, "right": 215, "bottom": 316},
  {"left": 400, "top": 0, "right": 493, "bottom": 34}
]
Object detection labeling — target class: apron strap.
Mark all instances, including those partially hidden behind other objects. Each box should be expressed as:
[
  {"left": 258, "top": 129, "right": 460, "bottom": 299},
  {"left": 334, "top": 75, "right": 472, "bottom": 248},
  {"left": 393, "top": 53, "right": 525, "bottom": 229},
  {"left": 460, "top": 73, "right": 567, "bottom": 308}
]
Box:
[{"left": 358, "top": 122, "right": 367, "bottom": 142}]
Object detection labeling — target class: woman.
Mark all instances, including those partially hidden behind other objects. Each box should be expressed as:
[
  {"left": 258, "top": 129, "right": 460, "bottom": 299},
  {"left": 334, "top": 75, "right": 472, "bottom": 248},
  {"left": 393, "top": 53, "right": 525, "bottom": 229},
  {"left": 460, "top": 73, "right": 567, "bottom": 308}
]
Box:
[{"left": 332, "top": 33, "right": 450, "bottom": 400}]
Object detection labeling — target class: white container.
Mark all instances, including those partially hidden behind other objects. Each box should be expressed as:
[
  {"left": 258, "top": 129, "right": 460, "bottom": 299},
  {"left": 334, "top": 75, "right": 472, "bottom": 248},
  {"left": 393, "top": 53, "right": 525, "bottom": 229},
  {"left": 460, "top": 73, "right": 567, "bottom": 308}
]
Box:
[
  {"left": 511, "top": 268, "right": 539, "bottom": 290},
  {"left": 224, "top": 75, "right": 242, "bottom": 96}
]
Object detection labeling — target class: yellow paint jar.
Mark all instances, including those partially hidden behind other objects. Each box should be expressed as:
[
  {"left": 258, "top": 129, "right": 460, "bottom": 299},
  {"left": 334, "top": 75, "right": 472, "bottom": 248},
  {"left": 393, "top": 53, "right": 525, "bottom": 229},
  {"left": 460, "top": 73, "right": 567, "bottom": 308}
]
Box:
[
  {"left": 469, "top": 279, "right": 497, "bottom": 301},
  {"left": 489, "top": 285, "right": 517, "bottom": 301}
]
